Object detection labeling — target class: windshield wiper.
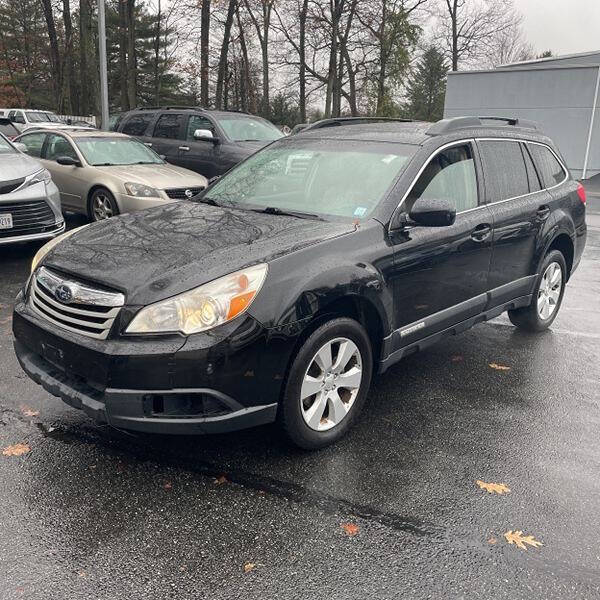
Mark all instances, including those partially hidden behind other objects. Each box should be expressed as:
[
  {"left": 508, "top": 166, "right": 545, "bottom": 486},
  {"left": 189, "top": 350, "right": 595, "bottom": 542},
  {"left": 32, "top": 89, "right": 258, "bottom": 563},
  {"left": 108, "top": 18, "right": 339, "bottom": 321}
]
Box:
[
  {"left": 195, "top": 196, "right": 220, "bottom": 206},
  {"left": 254, "top": 206, "right": 325, "bottom": 221}
]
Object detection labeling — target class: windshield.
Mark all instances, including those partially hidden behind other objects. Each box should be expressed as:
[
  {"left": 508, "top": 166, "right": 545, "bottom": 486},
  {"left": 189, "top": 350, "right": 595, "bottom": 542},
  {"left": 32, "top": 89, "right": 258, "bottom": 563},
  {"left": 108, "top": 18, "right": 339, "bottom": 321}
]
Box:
[
  {"left": 75, "top": 137, "right": 164, "bottom": 166},
  {"left": 25, "top": 112, "right": 52, "bottom": 123},
  {"left": 0, "top": 134, "right": 16, "bottom": 154},
  {"left": 45, "top": 113, "right": 63, "bottom": 123},
  {"left": 204, "top": 138, "right": 417, "bottom": 220},
  {"left": 216, "top": 115, "right": 283, "bottom": 142}
]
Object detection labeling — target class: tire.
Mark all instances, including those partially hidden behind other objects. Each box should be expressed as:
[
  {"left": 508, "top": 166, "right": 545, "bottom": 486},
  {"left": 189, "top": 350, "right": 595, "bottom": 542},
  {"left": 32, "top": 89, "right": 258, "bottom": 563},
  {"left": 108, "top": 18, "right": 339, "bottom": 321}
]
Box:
[
  {"left": 279, "top": 317, "right": 373, "bottom": 450},
  {"left": 508, "top": 249, "right": 567, "bottom": 332},
  {"left": 88, "top": 188, "right": 119, "bottom": 222}
]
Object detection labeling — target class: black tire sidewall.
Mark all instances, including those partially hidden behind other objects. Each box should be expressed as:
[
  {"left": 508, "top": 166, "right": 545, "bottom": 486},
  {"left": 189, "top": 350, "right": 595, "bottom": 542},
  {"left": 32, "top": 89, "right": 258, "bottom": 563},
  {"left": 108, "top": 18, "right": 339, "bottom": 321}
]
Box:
[
  {"left": 531, "top": 250, "right": 567, "bottom": 329},
  {"left": 89, "top": 188, "right": 119, "bottom": 222},
  {"left": 280, "top": 318, "right": 373, "bottom": 449}
]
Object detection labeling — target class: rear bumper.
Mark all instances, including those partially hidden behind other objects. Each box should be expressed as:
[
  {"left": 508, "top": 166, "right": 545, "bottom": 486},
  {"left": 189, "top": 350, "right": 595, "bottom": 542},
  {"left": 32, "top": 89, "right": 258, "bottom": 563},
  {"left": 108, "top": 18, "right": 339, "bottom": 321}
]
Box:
[{"left": 14, "top": 339, "right": 278, "bottom": 434}]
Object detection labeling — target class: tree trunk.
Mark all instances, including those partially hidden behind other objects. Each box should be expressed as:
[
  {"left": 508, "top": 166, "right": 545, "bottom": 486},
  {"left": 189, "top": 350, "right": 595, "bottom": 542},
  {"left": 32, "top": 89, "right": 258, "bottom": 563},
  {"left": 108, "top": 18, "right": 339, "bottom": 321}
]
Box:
[
  {"left": 298, "top": 0, "right": 308, "bottom": 122},
  {"left": 126, "top": 0, "right": 137, "bottom": 108},
  {"left": 40, "top": 0, "right": 62, "bottom": 107},
  {"left": 200, "top": 0, "right": 211, "bottom": 106},
  {"left": 79, "top": 0, "right": 96, "bottom": 116},
  {"left": 118, "top": 0, "right": 129, "bottom": 110},
  {"left": 215, "top": 0, "right": 237, "bottom": 109},
  {"left": 61, "top": 0, "right": 73, "bottom": 113},
  {"left": 450, "top": 0, "right": 458, "bottom": 71},
  {"left": 153, "top": 0, "right": 162, "bottom": 104}
]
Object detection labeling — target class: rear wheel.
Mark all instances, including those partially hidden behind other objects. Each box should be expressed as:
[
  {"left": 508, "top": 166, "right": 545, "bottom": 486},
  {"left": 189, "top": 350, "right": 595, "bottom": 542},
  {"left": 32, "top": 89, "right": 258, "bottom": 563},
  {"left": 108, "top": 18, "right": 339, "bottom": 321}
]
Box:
[
  {"left": 89, "top": 188, "right": 119, "bottom": 222},
  {"left": 279, "top": 318, "right": 373, "bottom": 450},
  {"left": 508, "top": 249, "right": 567, "bottom": 332}
]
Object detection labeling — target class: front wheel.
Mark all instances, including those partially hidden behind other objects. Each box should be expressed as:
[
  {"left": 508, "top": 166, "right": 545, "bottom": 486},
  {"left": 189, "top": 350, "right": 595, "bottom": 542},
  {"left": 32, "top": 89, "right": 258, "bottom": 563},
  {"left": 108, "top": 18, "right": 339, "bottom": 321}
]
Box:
[
  {"left": 88, "top": 188, "right": 119, "bottom": 222},
  {"left": 508, "top": 249, "right": 567, "bottom": 332},
  {"left": 279, "top": 318, "right": 373, "bottom": 450}
]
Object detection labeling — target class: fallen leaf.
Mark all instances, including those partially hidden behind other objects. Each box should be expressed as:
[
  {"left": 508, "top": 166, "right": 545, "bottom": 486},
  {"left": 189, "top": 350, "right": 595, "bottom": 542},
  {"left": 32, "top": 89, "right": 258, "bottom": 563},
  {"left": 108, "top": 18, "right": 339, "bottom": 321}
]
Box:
[
  {"left": 451, "top": 355, "right": 464, "bottom": 362},
  {"left": 214, "top": 475, "right": 228, "bottom": 485},
  {"left": 20, "top": 406, "right": 39, "bottom": 417},
  {"left": 504, "top": 530, "right": 543, "bottom": 550},
  {"left": 341, "top": 522, "right": 359, "bottom": 537},
  {"left": 179, "top": 565, "right": 187, "bottom": 572},
  {"left": 489, "top": 363, "right": 511, "bottom": 371},
  {"left": 487, "top": 536, "right": 497, "bottom": 545},
  {"left": 164, "top": 481, "right": 173, "bottom": 490},
  {"left": 243, "top": 562, "right": 255, "bottom": 573},
  {"left": 476, "top": 480, "right": 511, "bottom": 495},
  {"left": 2, "top": 443, "right": 31, "bottom": 456}
]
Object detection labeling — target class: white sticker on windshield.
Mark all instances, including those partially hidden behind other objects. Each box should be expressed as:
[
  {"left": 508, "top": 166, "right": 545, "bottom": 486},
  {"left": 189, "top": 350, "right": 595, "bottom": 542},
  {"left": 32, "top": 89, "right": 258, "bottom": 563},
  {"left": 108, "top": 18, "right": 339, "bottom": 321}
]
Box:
[{"left": 354, "top": 207, "right": 367, "bottom": 217}]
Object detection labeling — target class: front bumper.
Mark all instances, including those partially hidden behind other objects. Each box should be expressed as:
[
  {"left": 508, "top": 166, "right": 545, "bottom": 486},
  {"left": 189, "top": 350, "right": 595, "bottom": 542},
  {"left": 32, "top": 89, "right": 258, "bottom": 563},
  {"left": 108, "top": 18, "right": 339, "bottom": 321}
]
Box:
[
  {"left": 114, "top": 192, "right": 174, "bottom": 214},
  {"left": 13, "top": 295, "right": 298, "bottom": 434}
]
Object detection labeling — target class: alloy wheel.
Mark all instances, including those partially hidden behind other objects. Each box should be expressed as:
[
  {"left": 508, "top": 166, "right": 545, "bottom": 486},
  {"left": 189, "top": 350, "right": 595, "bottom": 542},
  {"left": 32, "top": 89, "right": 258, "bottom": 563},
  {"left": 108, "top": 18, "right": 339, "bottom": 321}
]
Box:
[
  {"left": 92, "top": 194, "right": 114, "bottom": 221},
  {"left": 300, "top": 337, "right": 363, "bottom": 431},
  {"left": 537, "top": 261, "right": 562, "bottom": 320}
]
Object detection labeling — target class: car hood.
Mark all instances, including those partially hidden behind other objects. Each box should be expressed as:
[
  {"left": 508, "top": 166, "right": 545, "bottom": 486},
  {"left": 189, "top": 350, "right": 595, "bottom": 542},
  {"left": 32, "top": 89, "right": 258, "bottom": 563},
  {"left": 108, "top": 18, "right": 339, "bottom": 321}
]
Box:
[
  {"left": 0, "top": 152, "right": 42, "bottom": 181},
  {"left": 94, "top": 163, "right": 208, "bottom": 189},
  {"left": 43, "top": 202, "right": 355, "bottom": 305}
]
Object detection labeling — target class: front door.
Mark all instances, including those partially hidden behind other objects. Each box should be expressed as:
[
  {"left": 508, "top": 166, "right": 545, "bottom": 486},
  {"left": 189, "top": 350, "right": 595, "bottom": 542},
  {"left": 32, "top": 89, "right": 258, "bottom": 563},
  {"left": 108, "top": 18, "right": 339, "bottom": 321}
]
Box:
[
  {"left": 43, "top": 133, "right": 85, "bottom": 210},
  {"left": 178, "top": 114, "right": 220, "bottom": 178},
  {"left": 390, "top": 142, "right": 493, "bottom": 349},
  {"left": 149, "top": 113, "right": 186, "bottom": 167}
]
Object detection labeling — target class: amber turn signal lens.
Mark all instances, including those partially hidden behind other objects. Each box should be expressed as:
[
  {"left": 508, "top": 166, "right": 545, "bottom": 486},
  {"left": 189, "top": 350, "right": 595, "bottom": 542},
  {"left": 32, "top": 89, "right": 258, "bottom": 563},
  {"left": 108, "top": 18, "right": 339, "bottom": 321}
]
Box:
[{"left": 227, "top": 291, "right": 256, "bottom": 320}]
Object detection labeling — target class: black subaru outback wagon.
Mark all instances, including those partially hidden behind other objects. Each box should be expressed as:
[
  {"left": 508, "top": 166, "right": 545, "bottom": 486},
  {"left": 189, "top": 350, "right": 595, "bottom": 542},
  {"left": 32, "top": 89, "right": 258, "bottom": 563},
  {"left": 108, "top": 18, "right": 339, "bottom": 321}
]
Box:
[{"left": 13, "top": 116, "right": 587, "bottom": 449}]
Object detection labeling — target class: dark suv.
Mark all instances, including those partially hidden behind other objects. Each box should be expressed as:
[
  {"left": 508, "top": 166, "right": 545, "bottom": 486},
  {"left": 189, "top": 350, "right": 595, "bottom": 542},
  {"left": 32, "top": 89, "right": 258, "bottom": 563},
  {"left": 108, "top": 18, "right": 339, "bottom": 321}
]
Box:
[
  {"left": 13, "top": 116, "right": 586, "bottom": 449},
  {"left": 114, "top": 106, "right": 283, "bottom": 179}
]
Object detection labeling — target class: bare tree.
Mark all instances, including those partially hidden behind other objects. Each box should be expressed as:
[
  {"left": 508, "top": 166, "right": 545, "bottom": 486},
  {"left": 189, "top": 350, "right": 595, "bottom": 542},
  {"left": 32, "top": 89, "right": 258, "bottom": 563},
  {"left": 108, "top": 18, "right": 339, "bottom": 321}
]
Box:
[
  {"left": 200, "top": 0, "right": 211, "bottom": 105},
  {"left": 482, "top": 17, "right": 534, "bottom": 68},
  {"left": 215, "top": 0, "right": 238, "bottom": 108}
]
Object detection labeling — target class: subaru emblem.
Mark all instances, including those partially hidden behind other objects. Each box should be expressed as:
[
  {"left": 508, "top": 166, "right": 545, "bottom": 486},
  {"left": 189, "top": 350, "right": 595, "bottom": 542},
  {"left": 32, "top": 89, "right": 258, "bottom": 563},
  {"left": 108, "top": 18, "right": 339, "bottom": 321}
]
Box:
[
  {"left": 55, "top": 284, "right": 74, "bottom": 304},
  {"left": 185, "top": 189, "right": 194, "bottom": 199}
]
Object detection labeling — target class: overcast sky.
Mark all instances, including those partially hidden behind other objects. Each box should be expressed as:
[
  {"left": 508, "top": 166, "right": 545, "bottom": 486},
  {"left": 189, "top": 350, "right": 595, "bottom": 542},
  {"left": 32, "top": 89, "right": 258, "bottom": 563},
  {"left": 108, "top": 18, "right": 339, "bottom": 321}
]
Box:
[{"left": 519, "top": 0, "right": 600, "bottom": 55}]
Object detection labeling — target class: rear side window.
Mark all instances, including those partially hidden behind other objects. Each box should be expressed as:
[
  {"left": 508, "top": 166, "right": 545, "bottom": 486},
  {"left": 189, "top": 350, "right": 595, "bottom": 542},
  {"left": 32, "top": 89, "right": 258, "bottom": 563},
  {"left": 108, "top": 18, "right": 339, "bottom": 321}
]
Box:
[
  {"left": 406, "top": 143, "right": 479, "bottom": 213},
  {"left": 478, "top": 140, "right": 529, "bottom": 202},
  {"left": 19, "top": 132, "right": 46, "bottom": 158},
  {"left": 528, "top": 144, "right": 566, "bottom": 188},
  {"left": 122, "top": 113, "right": 153, "bottom": 136},
  {"left": 153, "top": 114, "right": 184, "bottom": 139},
  {"left": 0, "top": 121, "right": 18, "bottom": 137},
  {"left": 520, "top": 143, "right": 542, "bottom": 193}
]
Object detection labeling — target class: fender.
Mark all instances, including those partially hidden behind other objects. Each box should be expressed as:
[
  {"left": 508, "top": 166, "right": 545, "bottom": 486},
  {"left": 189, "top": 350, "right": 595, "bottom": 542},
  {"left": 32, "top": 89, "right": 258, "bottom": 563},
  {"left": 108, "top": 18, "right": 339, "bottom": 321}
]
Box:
[{"left": 533, "top": 209, "right": 576, "bottom": 276}]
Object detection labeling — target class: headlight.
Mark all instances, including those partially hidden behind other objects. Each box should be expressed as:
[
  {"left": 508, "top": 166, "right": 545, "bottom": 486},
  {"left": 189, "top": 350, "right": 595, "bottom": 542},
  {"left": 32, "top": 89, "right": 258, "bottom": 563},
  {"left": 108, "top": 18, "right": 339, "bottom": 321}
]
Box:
[
  {"left": 26, "top": 168, "right": 52, "bottom": 187},
  {"left": 124, "top": 182, "right": 160, "bottom": 197},
  {"left": 31, "top": 224, "right": 90, "bottom": 273},
  {"left": 126, "top": 264, "right": 268, "bottom": 335}
]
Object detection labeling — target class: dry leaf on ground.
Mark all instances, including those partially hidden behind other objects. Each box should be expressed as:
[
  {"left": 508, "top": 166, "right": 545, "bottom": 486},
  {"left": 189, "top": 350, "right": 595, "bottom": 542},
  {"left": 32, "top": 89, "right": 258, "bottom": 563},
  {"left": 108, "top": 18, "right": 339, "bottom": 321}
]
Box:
[
  {"left": 487, "top": 536, "right": 497, "bottom": 544},
  {"left": 214, "top": 475, "right": 228, "bottom": 485},
  {"left": 341, "top": 523, "right": 359, "bottom": 536},
  {"left": 451, "top": 355, "right": 464, "bottom": 362},
  {"left": 20, "top": 406, "right": 39, "bottom": 417},
  {"left": 489, "top": 363, "right": 511, "bottom": 371},
  {"left": 504, "top": 530, "right": 543, "bottom": 550},
  {"left": 476, "top": 480, "right": 511, "bottom": 495},
  {"left": 164, "top": 481, "right": 173, "bottom": 489},
  {"left": 243, "top": 563, "right": 256, "bottom": 573},
  {"left": 2, "top": 443, "right": 31, "bottom": 456}
]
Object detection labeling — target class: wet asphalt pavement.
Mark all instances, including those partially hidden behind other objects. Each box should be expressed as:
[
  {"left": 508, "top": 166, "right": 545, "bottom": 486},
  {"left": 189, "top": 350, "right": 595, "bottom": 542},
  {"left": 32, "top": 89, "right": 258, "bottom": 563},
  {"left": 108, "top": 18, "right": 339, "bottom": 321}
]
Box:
[{"left": 1, "top": 199, "right": 599, "bottom": 600}]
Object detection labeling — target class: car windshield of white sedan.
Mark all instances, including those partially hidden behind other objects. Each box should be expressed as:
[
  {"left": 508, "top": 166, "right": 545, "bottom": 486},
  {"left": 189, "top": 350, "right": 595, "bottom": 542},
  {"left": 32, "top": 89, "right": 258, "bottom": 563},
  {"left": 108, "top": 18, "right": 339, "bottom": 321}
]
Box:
[
  {"left": 204, "top": 139, "right": 416, "bottom": 219},
  {"left": 75, "top": 137, "right": 164, "bottom": 166},
  {"left": 216, "top": 116, "right": 283, "bottom": 142},
  {"left": 25, "top": 112, "right": 52, "bottom": 123},
  {"left": 0, "top": 135, "right": 16, "bottom": 154}
]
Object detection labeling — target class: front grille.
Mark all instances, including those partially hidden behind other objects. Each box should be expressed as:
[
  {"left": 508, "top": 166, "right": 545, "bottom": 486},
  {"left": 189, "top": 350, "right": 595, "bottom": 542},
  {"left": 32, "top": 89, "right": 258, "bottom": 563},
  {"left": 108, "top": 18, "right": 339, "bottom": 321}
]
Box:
[
  {"left": 0, "top": 178, "right": 25, "bottom": 194},
  {"left": 29, "top": 267, "right": 124, "bottom": 340},
  {"left": 0, "top": 199, "right": 56, "bottom": 238},
  {"left": 164, "top": 186, "right": 205, "bottom": 200}
]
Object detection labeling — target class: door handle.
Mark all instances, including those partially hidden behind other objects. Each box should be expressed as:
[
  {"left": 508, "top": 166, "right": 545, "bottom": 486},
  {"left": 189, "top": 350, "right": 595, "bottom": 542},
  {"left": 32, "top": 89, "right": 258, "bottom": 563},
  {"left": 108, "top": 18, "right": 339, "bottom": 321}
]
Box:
[
  {"left": 471, "top": 223, "right": 492, "bottom": 242},
  {"left": 537, "top": 205, "right": 551, "bottom": 220},
  {"left": 179, "top": 146, "right": 190, "bottom": 151},
  {"left": 144, "top": 142, "right": 152, "bottom": 147}
]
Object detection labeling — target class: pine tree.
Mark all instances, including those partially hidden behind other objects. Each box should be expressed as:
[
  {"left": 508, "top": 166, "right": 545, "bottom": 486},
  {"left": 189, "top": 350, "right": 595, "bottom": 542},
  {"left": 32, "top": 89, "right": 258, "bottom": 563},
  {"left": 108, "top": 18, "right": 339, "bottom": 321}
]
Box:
[{"left": 405, "top": 46, "right": 448, "bottom": 122}]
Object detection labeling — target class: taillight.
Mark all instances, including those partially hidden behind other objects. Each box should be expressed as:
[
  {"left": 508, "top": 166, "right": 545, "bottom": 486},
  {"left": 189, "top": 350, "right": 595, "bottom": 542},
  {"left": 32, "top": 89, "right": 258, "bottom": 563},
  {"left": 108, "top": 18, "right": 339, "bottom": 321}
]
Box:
[{"left": 576, "top": 183, "right": 586, "bottom": 205}]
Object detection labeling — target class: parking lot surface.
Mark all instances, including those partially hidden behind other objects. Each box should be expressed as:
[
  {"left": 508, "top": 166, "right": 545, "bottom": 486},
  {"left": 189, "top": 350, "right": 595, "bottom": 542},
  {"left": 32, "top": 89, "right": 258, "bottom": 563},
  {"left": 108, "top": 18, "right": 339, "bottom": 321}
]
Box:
[{"left": 1, "top": 203, "right": 599, "bottom": 600}]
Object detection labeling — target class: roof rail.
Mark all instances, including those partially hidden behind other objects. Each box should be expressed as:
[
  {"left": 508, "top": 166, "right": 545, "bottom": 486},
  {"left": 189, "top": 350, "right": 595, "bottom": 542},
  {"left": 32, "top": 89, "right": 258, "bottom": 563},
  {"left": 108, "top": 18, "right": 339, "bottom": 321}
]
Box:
[
  {"left": 303, "top": 116, "right": 413, "bottom": 132},
  {"left": 427, "top": 116, "right": 539, "bottom": 136},
  {"left": 134, "top": 105, "right": 210, "bottom": 112}
]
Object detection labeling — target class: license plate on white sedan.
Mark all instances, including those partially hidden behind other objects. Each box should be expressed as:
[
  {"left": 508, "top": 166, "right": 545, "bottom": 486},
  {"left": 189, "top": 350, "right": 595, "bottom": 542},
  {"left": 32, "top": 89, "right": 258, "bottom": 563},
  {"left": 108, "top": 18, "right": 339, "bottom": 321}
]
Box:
[{"left": 0, "top": 214, "right": 13, "bottom": 229}]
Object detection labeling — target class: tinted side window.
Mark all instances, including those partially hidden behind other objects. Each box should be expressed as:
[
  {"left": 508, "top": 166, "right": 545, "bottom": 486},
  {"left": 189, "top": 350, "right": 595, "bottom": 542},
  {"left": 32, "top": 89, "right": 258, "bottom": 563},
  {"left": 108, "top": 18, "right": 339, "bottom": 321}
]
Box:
[
  {"left": 528, "top": 144, "right": 566, "bottom": 188},
  {"left": 45, "top": 134, "right": 78, "bottom": 161},
  {"left": 122, "top": 113, "right": 154, "bottom": 136},
  {"left": 153, "top": 114, "right": 184, "bottom": 139},
  {"left": 187, "top": 115, "right": 215, "bottom": 141},
  {"left": 478, "top": 140, "right": 529, "bottom": 202},
  {"left": 407, "top": 144, "right": 479, "bottom": 213},
  {"left": 520, "top": 143, "right": 541, "bottom": 192},
  {"left": 19, "top": 132, "right": 46, "bottom": 158},
  {"left": 0, "top": 122, "right": 18, "bottom": 137}
]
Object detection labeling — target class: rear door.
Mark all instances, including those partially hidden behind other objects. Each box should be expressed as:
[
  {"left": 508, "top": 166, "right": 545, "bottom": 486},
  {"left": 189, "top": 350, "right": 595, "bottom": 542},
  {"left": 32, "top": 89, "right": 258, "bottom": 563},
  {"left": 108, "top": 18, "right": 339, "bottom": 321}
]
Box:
[
  {"left": 120, "top": 112, "right": 156, "bottom": 147},
  {"left": 477, "top": 139, "right": 550, "bottom": 306},
  {"left": 149, "top": 113, "right": 186, "bottom": 166},
  {"left": 178, "top": 114, "right": 220, "bottom": 177}
]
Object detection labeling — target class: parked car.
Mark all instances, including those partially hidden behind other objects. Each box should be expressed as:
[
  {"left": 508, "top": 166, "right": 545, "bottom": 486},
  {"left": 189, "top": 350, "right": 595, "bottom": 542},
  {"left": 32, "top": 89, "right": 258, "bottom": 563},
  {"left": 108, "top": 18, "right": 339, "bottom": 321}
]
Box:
[
  {"left": 0, "top": 117, "right": 22, "bottom": 140},
  {"left": 12, "top": 116, "right": 586, "bottom": 449},
  {"left": 3, "top": 109, "right": 66, "bottom": 133},
  {"left": 115, "top": 106, "right": 284, "bottom": 178},
  {"left": 15, "top": 128, "right": 208, "bottom": 221},
  {"left": 0, "top": 133, "right": 64, "bottom": 245}
]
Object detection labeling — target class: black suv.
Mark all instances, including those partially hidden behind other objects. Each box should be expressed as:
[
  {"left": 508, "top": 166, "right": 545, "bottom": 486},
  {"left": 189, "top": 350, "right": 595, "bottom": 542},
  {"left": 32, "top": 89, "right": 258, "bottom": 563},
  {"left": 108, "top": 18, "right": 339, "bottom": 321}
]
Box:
[
  {"left": 13, "top": 116, "right": 587, "bottom": 449},
  {"left": 114, "top": 106, "right": 283, "bottom": 179}
]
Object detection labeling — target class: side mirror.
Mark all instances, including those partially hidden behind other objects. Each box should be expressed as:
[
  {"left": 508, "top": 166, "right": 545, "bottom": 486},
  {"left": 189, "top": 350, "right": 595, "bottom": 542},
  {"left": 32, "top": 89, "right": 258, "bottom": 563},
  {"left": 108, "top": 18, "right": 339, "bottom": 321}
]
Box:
[
  {"left": 56, "top": 155, "right": 81, "bottom": 167},
  {"left": 13, "top": 142, "right": 28, "bottom": 153},
  {"left": 409, "top": 197, "right": 456, "bottom": 227},
  {"left": 194, "top": 129, "right": 219, "bottom": 144}
]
